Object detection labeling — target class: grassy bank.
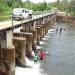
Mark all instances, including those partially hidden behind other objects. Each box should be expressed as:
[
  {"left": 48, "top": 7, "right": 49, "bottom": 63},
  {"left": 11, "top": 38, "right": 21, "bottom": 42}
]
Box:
[{"left": 0, "top": 15, "right": 10, "bottom": 20}]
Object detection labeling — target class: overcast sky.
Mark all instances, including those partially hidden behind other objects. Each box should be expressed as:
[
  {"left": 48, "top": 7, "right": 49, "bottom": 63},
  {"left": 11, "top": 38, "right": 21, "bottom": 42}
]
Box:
[{"left": 22, "top": 0, "right": 57, "bottom": 3}]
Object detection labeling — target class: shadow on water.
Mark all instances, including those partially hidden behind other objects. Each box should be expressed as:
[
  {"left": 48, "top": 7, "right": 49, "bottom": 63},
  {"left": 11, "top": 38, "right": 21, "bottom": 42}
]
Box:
[{"left": 40, "top": 22, "right": 75, "bottom": 75}]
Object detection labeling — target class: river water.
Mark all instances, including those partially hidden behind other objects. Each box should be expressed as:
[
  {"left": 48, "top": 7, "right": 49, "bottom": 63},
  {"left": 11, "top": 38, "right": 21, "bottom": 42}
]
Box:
[{"left": 40, "top": 22, "right": 75, "bottom": 75}]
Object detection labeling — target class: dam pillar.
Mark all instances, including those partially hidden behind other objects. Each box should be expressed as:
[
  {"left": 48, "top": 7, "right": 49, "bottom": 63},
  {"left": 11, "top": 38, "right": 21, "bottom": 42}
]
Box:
[
  {"left": 13, "top": 37, "right": 26, "bottom": 67},
  {"left": 20, "top": 29, "right": 37, "bottom": 51},
  {"left": 21, "top": 21, "right": 37, "bottom": 51},
  {"left": 37, "top": 25, "right": 44, "bottom": 40},
  {"left": 13, "top": 32, "right": 33, "bottom": 57},
  {"left": 0, "top": 30, "right": 15, "bottom": 75}
]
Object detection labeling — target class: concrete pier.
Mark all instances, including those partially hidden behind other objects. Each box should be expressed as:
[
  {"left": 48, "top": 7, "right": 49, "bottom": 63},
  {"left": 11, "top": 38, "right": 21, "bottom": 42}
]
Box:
[
  {"left": 20, "top": 29, "right": 37, "bottom": 51},
  {"left": 13, "top": 37, "right": 26, "bottom": 67},
  {"left": 0, "top": 30, "right": 15, "bottom": 75},
  {"left": 36, "top": 25, "right": 44, "bottom": 40},
  {"left": 44, "top": 22, "right": 49, "bottom": 35},
  {"left": 20, "top": 21, "right": 37, "bottom": 50},
  {"left": 13, "top": 32, "right": 33, "bottom": 57},
  {"left": 1, "top": 47, "right": 15, "bottom": 75},
  {"left": 47, "top": 19, "right": 52, "bottom": 29},
  {"left": 35, "top": 27, "right": 41, "bottom": 45},
  {"left": 0, "top": 12, "right": 57, "bottom": 75}
]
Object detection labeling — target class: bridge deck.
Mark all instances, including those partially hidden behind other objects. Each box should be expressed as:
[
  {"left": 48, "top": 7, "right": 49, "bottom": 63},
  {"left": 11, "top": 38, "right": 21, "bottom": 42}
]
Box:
[{"left": 0, "top": 13, "right": 55, "bottom": 31}]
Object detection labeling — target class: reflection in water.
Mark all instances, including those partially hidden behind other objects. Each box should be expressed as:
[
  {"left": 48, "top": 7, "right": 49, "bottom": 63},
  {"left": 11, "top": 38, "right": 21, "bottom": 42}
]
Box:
[{"left": 41, "top": 23, "right": 75, "bottom": 75}]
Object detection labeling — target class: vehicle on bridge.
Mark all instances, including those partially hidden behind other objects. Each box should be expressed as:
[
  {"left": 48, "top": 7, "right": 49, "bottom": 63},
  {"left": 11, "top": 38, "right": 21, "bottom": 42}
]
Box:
[
  {"left": 28, "top": 9, "right": 33, "bottom": 19},
  {"left": 12, "top": 8, "right": 33, "bottom": 20}
]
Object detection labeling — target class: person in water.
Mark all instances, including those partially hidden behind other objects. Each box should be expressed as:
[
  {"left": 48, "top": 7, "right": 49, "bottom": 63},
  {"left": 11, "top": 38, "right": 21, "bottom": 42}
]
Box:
[
  {"left": 33, "top": 53, "right": 39, "bottom": 64},
  {"left": 39, "top": 51, "right": 45, "bottom": 60},
  {"left": 56, "top": 28, "right": 58, "bottom": 33}
]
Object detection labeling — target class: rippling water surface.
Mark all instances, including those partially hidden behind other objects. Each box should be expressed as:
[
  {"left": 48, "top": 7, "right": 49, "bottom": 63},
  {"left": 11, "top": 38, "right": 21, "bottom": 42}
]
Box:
[{"left": 41, "top": 22, "right": 75, "bottom": 75}]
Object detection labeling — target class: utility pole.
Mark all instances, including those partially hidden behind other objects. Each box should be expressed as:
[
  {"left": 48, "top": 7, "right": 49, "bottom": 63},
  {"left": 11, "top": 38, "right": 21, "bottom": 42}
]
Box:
[
  {"left": 11, "top": 0, "right": 14, "bottom": 32},
  {"left": 20, "top": 0, "right": 23, "bottom": 26}
]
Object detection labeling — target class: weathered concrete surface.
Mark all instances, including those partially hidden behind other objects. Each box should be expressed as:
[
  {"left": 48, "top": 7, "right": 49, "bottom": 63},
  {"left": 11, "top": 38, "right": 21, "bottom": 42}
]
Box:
[
  {"left": 20, "top": 29, "right": 37, "bottom": 51},
  {"left": 0, "top": 29, "right": 15, "bottom": 75},
  {"left": 35, "top": 27, "right": 42, "bottom": 45},
  {"left": 72, "top": 21, "right": 75, "bottom": 25},
  {"left": 44, "top": 22, "right": 49, "bottom": 35},
  {"left": 56, "top": 16, "right": 68, "bottom": 23},
  {"left": 48, "top": 19, "right": 53, "bottom": 29},
  {"left": 13, "top": 32, "right": 33, "bottom": 57},
  {"left": 67, "top": 16, "right": 75, "bottom": 25},
  {"left": 37, "top": 24, "right": 46, "bottom": 38},
  {"left": 47, "top": 20, "right": 52, "bottom": 30},
  {"left": 38, "top": 23, "right": 49, "bottom": 37},
  {"left": 36, "top": 25, "right": 44, "bottom": 40},
  {"left": 13, "top": 37, "right": 26, "bottom": 67},
  {"left": 56, "top": 15, "right": 75, "bottom": 25},
  {"left": 21, "top": 22, "right": 35, "bottom": 32},
  {"left": 0, "top": 46, "right": 15, "bottom": 75},
  {"left": 1, "top": 30, "right": 13, "bottom": 48},
  {"left": 29, "top": 30, "right": 37, "bottom": 51}
]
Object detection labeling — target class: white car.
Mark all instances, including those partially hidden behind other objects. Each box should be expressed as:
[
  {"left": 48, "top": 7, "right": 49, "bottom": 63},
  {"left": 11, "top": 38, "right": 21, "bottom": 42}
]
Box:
[{"left": 12, "top": 8, "right": 29, "bottom": 20}]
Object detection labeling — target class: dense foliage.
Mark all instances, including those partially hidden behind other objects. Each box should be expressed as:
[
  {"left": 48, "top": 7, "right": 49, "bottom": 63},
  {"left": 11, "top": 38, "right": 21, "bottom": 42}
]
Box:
[
  {"left": 0, "top": 0, "right": 52, "bottom": 15},
  {"left": 0, "top": 0, "right": 75, "bottom": 16}
]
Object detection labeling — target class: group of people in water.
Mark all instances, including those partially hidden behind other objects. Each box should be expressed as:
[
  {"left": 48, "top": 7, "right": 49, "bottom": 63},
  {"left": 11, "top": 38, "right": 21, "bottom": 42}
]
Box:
[
  {"left": 33, "top": 50, "right": 48, "bottom": 64},
  {"left": 33, "top": 27, "right": 66, "bottom": 64},
  {"left": 56, "top": 27, "right": 66, "bottom": 35},
  {"left": 56, "top": 27, "right": 66, "bottom": 40}
]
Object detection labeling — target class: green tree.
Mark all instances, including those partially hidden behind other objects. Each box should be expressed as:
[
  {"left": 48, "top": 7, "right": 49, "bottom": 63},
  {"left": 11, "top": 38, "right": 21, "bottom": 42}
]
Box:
[{"left": 69, "top": 0, "right": 75, "bottom": 15}]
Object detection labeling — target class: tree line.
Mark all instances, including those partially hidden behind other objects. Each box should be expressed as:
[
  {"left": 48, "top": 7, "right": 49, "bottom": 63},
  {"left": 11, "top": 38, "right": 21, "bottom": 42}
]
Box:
[
  {"left": 0, "top": 0, "right": 52, "bottom": 15},
  {"left": 0, "top": 0, "right": 75, "bottom": 16}
]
